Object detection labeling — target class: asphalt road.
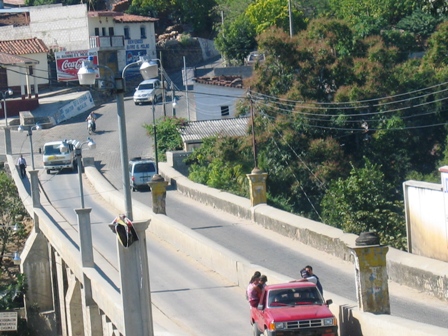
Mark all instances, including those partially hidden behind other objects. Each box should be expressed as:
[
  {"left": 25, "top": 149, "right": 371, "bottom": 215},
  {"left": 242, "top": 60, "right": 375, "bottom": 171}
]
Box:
[{"left": 3, "top": 87, "right": 448, "bottom": 331}]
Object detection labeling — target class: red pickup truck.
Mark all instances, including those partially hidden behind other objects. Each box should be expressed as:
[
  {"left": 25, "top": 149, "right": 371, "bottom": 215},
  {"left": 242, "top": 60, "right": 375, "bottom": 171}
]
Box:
[{"left": 250, "top": 281, "right": 338, "bottom": 336}]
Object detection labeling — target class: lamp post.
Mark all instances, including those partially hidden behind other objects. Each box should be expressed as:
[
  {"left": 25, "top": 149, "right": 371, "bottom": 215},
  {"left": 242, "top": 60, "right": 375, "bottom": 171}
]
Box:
[
  {"left": 18, "top": 123, "right": 41, "bottom": 170},
  {"left": 61, "top": 138, "right": 96, "bottom": 209},
  {"left": 1, "top": 88, "right": 13, "bottom": 127},
  {"left": 140, "top": 58, "right": 166, "bottom": 116},
  {"left": 78, "top": 57, "right": 152, "bottom": 220},
  {"left": 140, "top": 59, "right": 168, "bottom": 174},
  {"left": 151, "top": 103, "right": 159, "bottom": 174}
]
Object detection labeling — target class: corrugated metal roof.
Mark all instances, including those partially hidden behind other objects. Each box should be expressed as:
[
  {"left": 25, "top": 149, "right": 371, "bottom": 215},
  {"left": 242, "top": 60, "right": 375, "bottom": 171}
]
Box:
[
  {"left": 0, "top": 37, "right": 48, "bottom": 54},
  {"left": 180, "top": 117, "right": 250, "bottom": 143}
]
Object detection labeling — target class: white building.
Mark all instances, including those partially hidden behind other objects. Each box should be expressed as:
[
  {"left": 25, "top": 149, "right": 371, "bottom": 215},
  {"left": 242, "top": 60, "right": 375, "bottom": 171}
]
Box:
[
  {"left": 193, "top": 76, "right": 245, "bottom": 121},
  {"left": 0, "top": 3, "right": 158, "bottom": 75}
]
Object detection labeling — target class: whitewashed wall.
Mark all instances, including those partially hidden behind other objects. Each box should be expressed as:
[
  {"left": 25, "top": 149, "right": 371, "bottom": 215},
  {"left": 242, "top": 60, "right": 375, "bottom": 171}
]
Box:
[
  {"left": 0, "top": 4, "right": 89, "bottom": 51},
  {"left": 403, "top": 180, "right": 447, "bottom": 261},
  {"left": 193, "top": 82, "right": 244, "bottom": 121},
  {"left": 5, "top": 53, "right": 48, "bottom": 87}
]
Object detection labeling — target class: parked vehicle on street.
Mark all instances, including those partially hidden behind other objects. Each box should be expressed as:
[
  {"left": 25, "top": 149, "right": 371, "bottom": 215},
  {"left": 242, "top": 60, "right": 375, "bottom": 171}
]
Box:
[
  {"left": 129, "top": 157, "right": 156, "bottom": 191},
  {"left": 133, "top": 79, "right": 163, "bottom": 105},
  {"left": 42, "top": 140, "right": 76, "bottom": 174},
  {"left": 251, "top": 281, "right": 338, "bottom": 336}
]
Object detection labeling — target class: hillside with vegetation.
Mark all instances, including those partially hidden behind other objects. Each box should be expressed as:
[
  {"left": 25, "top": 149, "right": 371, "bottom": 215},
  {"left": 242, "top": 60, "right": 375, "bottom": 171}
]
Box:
[{"left": 140, "top": 0, "right": 448, "bottom": 250}]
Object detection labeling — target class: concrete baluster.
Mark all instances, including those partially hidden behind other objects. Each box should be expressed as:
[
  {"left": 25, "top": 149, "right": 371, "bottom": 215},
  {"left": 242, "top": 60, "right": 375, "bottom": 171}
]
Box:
[
  {"left": 351, "top": 232, "right": 390, "bottom": 314},
  {"left": 75, "top": 208, "right": 102, "bottom": 335},
  {"left": 246, "top": 167, "right": 268, "bottom": 207},
  {"left": 149, "top": 175, "right": 168, "bottom": 214},
  {"left": 4, "top": 127, "right": 11, "bottom": 154},
  {"left": 117, "top": 219, "right": 153, "bottom": 336}
]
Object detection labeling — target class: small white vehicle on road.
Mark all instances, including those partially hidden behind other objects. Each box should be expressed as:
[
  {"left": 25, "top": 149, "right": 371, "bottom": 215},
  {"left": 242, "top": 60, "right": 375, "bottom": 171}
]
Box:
[
  {"left": 133, "top": 79, "right": 163, "bottom": 105},
  {"left": 42, "top": 140, "right": 76, "bottom": 174}
]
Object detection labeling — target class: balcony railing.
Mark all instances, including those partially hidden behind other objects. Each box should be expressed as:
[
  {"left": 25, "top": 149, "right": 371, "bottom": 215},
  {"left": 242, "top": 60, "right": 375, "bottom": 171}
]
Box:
[{"left": 89, "top": 35, "right": 124, "bottom": 49}]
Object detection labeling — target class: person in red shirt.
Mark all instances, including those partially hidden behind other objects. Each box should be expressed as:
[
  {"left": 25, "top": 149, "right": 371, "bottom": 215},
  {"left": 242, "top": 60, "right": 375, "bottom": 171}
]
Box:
[{"left": 246, "top": 274, "right": 262, "bottom": 307}]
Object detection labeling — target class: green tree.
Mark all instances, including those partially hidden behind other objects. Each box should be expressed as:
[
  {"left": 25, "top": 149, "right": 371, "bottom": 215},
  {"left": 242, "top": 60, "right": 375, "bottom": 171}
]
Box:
[
  {"left": 321, "top": 159, "right": 407, "bottom": 249},
  {"left": 214, "top": 13, "right": 257, "bottom": 65},
  {"left": 144, "top": 117, "right": 185, "bottom": 162},
  {"left": 187, "top": 136, "right": 252, "bottom": 196},
  {"left": 245, "top": 0, "right": 307, "bottom": 35}
]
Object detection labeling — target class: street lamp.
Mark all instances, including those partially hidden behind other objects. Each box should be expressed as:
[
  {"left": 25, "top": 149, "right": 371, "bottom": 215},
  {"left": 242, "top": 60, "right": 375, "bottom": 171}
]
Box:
[
  {"left": 61, "top": 138, "right": 96, "bottom": 209},
  {"left": 77, "top": 57, "right": 152, "bottom": 220},
  {"left": 18, "top": 123, "right": 41, "bottom": 170},
  {"left": 140, "top": 59, "right": 165, "bottom": 174},
  {"left": 1, "top": 88, "right": 13, "bottom": 127},
  {"left": 140, "top": 58, "right": 166, "bottom": 116}
]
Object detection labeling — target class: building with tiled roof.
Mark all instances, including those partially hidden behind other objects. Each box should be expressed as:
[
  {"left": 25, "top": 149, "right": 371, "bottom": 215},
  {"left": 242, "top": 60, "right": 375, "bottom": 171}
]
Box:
[
  {"left": 0, "top": 4, "right": 158, "bottom": 79},
  {"left": 0, "top": 37, "right": 48, "bottom": 54},
  {"left": 0, "top": 38, "right": 48, "bottom": 95},
  {"left": 192, "top": 75, "right": 247, "bottom": 121}
]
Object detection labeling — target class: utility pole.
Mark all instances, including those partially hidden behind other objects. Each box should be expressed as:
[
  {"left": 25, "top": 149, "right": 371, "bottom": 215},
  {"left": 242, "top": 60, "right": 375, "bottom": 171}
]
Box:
[
  {"left": 288, "top": 0, "right": 293, "bottom": 37},
  {"left": 249, "top": 89, "right": 258, "bottom": 168}
]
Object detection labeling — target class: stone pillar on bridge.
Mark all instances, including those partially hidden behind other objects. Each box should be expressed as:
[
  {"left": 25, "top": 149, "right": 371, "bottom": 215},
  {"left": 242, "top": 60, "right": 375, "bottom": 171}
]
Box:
[
  {"left": 351, "top": 232, "right": 390, "bottom": 314},
  {"left": 246, "top": 167, "right": 268, "bottom": 207},
  {"left": 149, "top": 175, "right": 168, "bottom": 214},
  {"left": 117, "top": 219, "right": 153, "bottom": 336},
  {"left": 55, "top": 252, "right": 69, "bottom": 336},
  {"left": 66, "top": 271, "right": 84, "bottom": 336},
  {"left": 4, "top": 127, "right": 11, "bottom": 155},
  {"left": 75, "top": 208, "right": 102, "bottom": 335},
  {"left": 21, "top": 231, "right": 54, "bottom": 332}
]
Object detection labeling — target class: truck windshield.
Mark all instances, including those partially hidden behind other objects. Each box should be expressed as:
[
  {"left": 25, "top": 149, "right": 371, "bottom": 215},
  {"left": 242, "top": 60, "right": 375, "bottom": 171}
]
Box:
[
  {"left": 44, "top": 145, "right": 62, "bottom": 155},
  {"left": 268, "top": 287, "right": 323, "bottom": 307}
]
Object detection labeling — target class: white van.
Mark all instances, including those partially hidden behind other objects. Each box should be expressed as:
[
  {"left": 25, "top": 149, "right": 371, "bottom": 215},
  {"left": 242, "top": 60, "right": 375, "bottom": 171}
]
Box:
[
  {"left": 42, "top": 140, "right": 76, "bottom": 174},
  {"left": 129, "top": 157, "right": 156, "bottom": 191}
]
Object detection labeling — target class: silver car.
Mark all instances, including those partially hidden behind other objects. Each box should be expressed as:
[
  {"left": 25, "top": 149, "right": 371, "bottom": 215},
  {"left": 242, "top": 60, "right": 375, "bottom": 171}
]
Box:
[
  {"left": 133, "top": 79, "right": 163, "bottom": 105},
  {"left": 129, "top": 158, "right": 156, "bottom": 191}
]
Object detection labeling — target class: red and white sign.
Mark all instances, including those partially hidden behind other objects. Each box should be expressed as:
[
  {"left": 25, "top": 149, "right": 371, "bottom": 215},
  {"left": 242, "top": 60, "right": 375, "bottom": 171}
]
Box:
[{"left": 55, "top": 50, "right": 99, "bottom": 82}]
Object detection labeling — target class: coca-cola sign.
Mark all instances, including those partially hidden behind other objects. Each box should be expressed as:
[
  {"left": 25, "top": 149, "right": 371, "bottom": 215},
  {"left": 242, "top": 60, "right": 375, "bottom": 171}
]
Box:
[{"left": 55, "top": 50, "right": 98, "bottom": 82}]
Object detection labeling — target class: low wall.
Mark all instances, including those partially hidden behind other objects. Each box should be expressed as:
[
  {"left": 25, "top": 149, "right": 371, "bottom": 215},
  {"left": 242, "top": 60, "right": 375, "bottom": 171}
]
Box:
[
  {"left": 157, "top": 162, "right": 448, "bottom": 302},
  {"left": 84, "top": 165, "right": 448, "bottom": 335}
]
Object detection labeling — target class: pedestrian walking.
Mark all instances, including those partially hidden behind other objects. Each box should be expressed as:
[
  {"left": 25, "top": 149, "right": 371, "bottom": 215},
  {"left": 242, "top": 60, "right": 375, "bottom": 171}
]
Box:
[{"left": 17, "top": 154, "right": 27, "bottom": 178}]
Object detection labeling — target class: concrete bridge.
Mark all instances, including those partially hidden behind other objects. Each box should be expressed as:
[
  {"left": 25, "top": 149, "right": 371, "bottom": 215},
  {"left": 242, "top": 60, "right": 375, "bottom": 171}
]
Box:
[{"left": 4, "top": 148, "right": 448, "bottom": 335}]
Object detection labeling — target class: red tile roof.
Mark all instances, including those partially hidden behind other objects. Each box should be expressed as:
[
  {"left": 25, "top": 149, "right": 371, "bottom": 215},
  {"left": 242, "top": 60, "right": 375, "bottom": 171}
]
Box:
[
  {"left": 194, "top": 76, "right": 244, "bottom": 88},
  {"left": 88, "top": 10, "right": 157, "bottom": 23},
  {"left": 0, "top": 38, "right": 49, "bottom": 55},
  {"left": 3, "top": 0, "right": 26, "bottom": 6}
]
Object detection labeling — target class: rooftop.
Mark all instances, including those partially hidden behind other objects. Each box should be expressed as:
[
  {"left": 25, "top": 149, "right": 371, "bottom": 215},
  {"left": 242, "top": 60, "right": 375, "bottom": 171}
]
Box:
[
  {"left": 0, "top": 37, "right": 48, "bottom": 55},
  {"left": 180, "top": 117, "right": 250, "bottom": 143},
  {"left": 88, "top": 10, "right": 158, "bottom": 23},
  {"left": 194, "top": 76, "right": 244, "bottom": 88}
]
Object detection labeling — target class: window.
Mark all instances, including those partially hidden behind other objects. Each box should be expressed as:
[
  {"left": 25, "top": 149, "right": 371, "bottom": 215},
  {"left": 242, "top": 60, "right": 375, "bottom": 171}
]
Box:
[
  {"left": 124, "top": 26, "right": 130, "bottom": 39},
  {"left": 221, "top": 106, "right": 230, "bottom": 117},
  {"left": 94, "top": 28, "right": 99, "bottom": 36},
  {"left": 102, "top": 27, "right": 106, "bottom": 36},
  {"left": 109, "top": 27, "right": 114, "bottom": 36},
  {"left": 140, "top": 26, "right": 146, "bottom": 39}
]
